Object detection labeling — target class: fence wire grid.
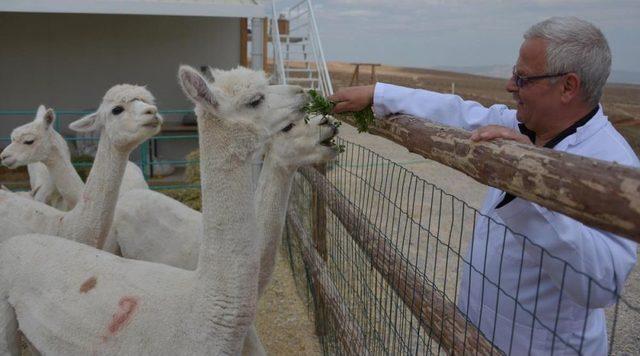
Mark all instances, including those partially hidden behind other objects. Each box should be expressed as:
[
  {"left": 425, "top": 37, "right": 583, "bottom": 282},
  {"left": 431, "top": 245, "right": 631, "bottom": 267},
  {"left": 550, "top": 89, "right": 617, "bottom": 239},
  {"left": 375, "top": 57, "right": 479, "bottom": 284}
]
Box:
[{"left": 284, "top": 136, "right": 640, "bottom": 355}]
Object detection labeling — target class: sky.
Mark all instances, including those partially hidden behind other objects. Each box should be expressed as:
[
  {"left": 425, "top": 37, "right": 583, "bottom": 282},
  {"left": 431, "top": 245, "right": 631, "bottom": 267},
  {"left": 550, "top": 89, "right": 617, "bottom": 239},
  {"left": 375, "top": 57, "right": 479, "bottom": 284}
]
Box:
[{"left": 276, "top": 0, "right": 640, "bottom": 73}]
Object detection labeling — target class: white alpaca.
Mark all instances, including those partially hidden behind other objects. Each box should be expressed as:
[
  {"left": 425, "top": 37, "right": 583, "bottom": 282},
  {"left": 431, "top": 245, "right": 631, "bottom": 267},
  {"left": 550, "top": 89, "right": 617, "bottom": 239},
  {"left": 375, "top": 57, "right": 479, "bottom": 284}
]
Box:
[
  {"left": 111, "top": 115, "right": 338, "bottom": 354},
  {"left": 28, "top": 162, "right": 69, "bottom": 209},
  {"left": 0, "top": 66, "right": 307, "bottom": 355},
  {"left": 2, "top": 106, "right": 80, "bottom": 209},
  {"left": 113, "top": 114, "right": 338, "bottom": 273},
  {"left": 0, "top": 185, "right": 33, "bottom": 200},
  {"left": 0, "top": 106, "right": 149, "bottom": 211},
  {"left": 0, "top": 85, "right": 162, "bottom": 248}
]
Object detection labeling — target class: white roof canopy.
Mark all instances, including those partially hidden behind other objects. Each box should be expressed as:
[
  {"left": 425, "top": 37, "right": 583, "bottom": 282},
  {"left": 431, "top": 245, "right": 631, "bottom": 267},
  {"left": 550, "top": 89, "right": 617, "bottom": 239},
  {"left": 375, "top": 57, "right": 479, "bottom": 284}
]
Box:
[{"left": 0, "top": 0, "right": 266, "bottom": 18}]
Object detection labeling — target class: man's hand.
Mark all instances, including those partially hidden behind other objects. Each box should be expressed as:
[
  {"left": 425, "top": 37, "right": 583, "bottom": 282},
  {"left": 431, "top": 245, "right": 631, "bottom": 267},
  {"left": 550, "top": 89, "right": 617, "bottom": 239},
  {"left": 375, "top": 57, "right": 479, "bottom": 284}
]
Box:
[
  {"left": 470, "top": 125, "right": 532, "bottom": 145},
  {"left": 328, "top": 85, "right": 375, "bottom": 114}
]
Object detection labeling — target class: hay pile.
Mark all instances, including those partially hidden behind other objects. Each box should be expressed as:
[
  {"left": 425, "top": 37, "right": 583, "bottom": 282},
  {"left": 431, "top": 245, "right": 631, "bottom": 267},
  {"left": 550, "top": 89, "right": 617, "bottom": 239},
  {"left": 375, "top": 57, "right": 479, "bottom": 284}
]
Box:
[
  {"left": 184, "top": 150, "right": 200, "bottom": 184},
  {"left": 157, "top": 149, "right": 203, "bottom": 211},
  {"left": 162, "top": 188, "right": 201, "bottom": 211}
]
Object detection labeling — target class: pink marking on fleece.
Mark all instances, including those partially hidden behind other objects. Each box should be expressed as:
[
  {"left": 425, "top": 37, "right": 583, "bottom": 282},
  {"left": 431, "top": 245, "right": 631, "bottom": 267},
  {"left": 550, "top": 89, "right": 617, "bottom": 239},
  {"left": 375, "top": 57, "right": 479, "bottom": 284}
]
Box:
[{"left": 101, "top": 296, "right": 139, "bottom": 342}]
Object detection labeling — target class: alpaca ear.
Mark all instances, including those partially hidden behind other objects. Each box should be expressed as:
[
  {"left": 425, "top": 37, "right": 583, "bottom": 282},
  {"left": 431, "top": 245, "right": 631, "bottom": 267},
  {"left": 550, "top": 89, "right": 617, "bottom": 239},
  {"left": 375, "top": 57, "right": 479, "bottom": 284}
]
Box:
[
  {"left": 35, "top": 105, "right": 55, "bottom": 129},
  {"left": 178, "top": 65, "right": 218, "bottom": 109},
  {"left": 43, "top": 108, "right": 56, "bottom": 129},
  {"left": 199, "top": 66, "right": 216, "bottom": 83},
  {"left": 69, "top": 112, "right": 100, "bottom": 132}
]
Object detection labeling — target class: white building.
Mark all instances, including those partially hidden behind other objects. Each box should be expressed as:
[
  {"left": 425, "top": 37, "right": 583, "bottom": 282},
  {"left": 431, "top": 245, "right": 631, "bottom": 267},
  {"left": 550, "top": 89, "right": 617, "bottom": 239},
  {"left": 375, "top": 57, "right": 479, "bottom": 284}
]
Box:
[{"left": 0, "top": 0, "right": 268, "bottom": 171}]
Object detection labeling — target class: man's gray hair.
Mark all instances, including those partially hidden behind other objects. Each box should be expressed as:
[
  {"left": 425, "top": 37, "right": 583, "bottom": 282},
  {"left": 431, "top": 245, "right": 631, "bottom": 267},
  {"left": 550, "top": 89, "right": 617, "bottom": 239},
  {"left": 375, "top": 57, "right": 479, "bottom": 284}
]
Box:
[{"left": 524, "top": 17, "right": 611, "bottom": 106}]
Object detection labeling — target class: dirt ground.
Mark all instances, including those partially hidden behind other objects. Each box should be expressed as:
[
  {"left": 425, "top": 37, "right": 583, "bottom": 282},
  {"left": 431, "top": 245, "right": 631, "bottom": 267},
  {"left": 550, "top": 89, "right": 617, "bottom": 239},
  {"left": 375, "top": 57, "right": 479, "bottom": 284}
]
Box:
[{"left": 256, "top": 253, "right": 322, "bottom": 355}]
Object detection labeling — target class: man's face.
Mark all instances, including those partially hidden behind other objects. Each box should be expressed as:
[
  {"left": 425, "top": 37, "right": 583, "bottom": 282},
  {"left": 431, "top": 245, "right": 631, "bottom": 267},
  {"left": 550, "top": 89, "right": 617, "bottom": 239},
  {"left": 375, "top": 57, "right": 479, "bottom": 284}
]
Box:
[{"left": 506, "top": 38, "right": 563, "bottom": 131}]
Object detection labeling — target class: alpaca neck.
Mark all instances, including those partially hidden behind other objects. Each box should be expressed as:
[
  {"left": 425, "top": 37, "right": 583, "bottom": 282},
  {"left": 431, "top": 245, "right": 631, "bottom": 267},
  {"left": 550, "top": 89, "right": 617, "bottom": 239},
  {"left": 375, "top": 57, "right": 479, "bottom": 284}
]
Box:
[
  {"left": 66, "top": 130, "right": 128, "bottom": 247},
  {"left": 42, "top": 132, "right": 83, "bottom": 207},
  {"left": 192, "top": 115, "right": 261, "bottom": 353},
  {"left": 255, "top": 154, "right": 295, "bottom": 296}
]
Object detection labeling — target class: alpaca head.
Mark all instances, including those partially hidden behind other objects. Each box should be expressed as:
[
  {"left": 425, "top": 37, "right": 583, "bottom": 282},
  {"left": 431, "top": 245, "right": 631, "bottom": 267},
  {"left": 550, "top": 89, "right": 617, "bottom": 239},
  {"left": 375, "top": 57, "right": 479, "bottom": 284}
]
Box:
[
  {"left": 68, "top": 84, "right": 163, "bottom": 151},
  {"left": 178, "top": 65, "right": 308, "bottom": 152},
  {"left": 1, "top": 105, "right": 58, "bottom": 169},
  {"left": 267, "top": 115, "right": 340, "bottom": 168}
]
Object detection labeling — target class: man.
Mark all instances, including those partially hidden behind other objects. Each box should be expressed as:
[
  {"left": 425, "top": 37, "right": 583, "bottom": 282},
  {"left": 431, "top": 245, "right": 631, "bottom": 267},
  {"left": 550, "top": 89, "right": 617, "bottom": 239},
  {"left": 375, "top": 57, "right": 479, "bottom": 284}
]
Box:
[{"left": 330, "top": 17, "right": 638, "bottom": 354}]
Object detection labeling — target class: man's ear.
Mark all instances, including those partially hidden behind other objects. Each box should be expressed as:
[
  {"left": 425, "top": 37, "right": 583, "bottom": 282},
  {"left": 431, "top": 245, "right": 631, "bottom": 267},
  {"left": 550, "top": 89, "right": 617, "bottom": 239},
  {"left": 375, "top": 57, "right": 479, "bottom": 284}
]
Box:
[
  {"left": 560, "top": 73, "right": 581, "bottom": 104},
  {"left": 69, "top": 112, "right": 100, "bottom": 132},
  {"left": 178, "top": 65, "right": 219, "bottom": 110}
]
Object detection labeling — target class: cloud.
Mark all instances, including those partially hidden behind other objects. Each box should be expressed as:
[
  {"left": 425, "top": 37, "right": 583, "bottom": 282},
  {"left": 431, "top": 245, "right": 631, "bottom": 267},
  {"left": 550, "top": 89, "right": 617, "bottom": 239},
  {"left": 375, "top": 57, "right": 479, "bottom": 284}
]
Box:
[
  {"left": 332, "top": 9, "right": 380, "bottom": 17},
  {"left": 309, "top": 0, "right": 639, "bottom": 71}
]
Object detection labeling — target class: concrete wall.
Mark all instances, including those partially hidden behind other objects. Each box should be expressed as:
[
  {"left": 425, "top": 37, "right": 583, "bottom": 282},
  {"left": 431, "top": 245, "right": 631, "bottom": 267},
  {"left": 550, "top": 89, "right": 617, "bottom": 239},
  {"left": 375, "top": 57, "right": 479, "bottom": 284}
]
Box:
[{"left": 0, "top": 12, "right": 241, "bottom": 165}]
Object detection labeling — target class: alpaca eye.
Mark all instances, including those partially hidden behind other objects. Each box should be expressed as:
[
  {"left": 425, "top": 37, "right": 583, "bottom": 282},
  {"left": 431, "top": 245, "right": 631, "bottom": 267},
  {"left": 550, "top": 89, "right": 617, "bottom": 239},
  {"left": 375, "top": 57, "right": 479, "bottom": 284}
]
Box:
[
  {"left": 112, "top": 106, "right": 125, "bottom": 115},
  {"left": 281, "top": 123, "right": 294, "bottom": 132},
  {"left": 248, "top": 96, "right": 264, "bottom": 108},
  {"left": 24, "top": 140, "right": 35, "bottom": 145}
]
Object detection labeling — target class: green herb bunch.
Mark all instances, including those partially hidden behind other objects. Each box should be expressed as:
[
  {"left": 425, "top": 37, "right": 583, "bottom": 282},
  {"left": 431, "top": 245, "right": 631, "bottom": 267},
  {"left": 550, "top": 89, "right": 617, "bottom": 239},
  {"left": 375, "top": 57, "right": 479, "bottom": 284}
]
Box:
[
  {"left": 304, "top": 89, "right": 345, "bottom": 153},
  {"left": 304, "top": 89, "right": 375, "bottom": 133},
  {"left": 305, "top": 89, "right": 335, "bottom": 119},
  {"left": 351, "top": 106, "right": 375, "bottom": 133}
]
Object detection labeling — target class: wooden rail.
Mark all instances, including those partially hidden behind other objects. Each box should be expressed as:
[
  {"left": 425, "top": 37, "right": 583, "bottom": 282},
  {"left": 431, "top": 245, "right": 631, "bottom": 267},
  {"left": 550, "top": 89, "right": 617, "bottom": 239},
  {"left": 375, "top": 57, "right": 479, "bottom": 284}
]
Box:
[
  {"left": 287, "top": 209, "right": 369, "bottom": 356},
  {"left": 338, "top": 114, "right": 640, "bottom": 242},
  {"left": 299, "top": 167, "right": 501, "bottom": 355}
]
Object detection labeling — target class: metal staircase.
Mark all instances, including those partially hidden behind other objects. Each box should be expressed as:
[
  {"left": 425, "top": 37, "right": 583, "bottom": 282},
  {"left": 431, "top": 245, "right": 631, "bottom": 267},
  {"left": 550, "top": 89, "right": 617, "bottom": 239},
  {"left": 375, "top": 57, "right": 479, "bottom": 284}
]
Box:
[{"left": 270, "top": 0, "right": 333, "bottom": 96}]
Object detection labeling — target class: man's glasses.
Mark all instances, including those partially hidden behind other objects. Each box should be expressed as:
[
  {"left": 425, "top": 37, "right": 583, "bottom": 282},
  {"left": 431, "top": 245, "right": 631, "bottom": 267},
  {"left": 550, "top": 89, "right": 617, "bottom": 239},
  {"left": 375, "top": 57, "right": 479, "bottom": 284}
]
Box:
[{"left": 511, "top": 66, "right": 568, "bottom": 88}]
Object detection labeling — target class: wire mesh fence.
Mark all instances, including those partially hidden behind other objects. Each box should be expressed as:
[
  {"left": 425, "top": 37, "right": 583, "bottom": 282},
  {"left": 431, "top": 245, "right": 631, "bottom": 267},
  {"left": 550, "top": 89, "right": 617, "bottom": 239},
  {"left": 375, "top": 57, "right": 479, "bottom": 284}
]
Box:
[{"left": 284, "top": 136, "right": 640, "bottom": 355}]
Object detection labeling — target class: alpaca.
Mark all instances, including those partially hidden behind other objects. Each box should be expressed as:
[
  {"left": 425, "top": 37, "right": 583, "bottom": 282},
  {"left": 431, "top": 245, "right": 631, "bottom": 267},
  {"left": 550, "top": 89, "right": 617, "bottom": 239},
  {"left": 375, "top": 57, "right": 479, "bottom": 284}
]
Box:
[
  {"left": 0, "top": 185, "right": 33, "bottom": 199},
  {"left": 0, "top": 65, "right": 308, "bottom": 355},
  {"left": 0, "top": 106, "right": 149, "bottom": 211},
  {"left": 110, "top": 115, "right": 339, "bottom": 354},
  {"left": 0, "top": 85, "right": 162, "bottom": 248},
  {"left": 113, "top": 114, "right": 338, "bottom": 275},
  {"left": 1, "top": 106, "right": 81, "bottom": 210},
  {"left": 28, "top": 162, "right": 70, "bottom": 209}
]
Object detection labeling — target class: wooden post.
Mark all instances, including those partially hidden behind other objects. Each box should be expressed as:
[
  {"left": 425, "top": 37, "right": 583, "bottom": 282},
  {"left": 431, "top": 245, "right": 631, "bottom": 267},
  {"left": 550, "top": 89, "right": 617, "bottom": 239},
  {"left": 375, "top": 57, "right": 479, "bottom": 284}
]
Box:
[
  {"left": 337, "top": 114, "right": 640, "bottom": 242},
  {"left": 371, "top": 64, "right": 377, "bottom": 83},
  {"left": 300, "top": 167, "right": 500, "bottom": 355},
  {"left": 262, "top": 17, "right": 268, "bottom": 71},
  {"left": 288, "top": 209, "right": 369, "bottom": 355},
  {"left": 310, "top": 163, "right": 328, "bottom": 336},
  {"left": 349, "top": 64, "right": 360, "bottom": 86},
  {"left": 350, "top": 63, "right": 380, "bottom": 86},
  {"left": 240, "top": 18, "right": 248, "bottom": 68}
]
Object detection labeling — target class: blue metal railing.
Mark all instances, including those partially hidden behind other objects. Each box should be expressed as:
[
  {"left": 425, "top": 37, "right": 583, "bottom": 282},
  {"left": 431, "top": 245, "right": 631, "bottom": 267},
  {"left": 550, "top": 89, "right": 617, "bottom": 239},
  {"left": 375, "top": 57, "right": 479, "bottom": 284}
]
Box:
[{"left": 0, "top": 109, "right": 199, "bottom": 190}]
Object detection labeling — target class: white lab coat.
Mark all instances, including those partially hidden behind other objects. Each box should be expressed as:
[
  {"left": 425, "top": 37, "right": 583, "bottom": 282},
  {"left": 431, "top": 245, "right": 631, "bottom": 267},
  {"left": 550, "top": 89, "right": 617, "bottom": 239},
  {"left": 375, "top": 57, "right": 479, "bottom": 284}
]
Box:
[{"left": 373, "top": 83, "right": 639, "bottom": 355}]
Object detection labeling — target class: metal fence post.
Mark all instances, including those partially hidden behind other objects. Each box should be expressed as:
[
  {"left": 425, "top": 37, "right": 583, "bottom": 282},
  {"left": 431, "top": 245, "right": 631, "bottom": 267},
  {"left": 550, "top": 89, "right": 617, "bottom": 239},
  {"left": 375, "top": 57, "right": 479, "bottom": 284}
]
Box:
[{"left": 140, "top": 139, "right": 150, "bottom": 179}]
